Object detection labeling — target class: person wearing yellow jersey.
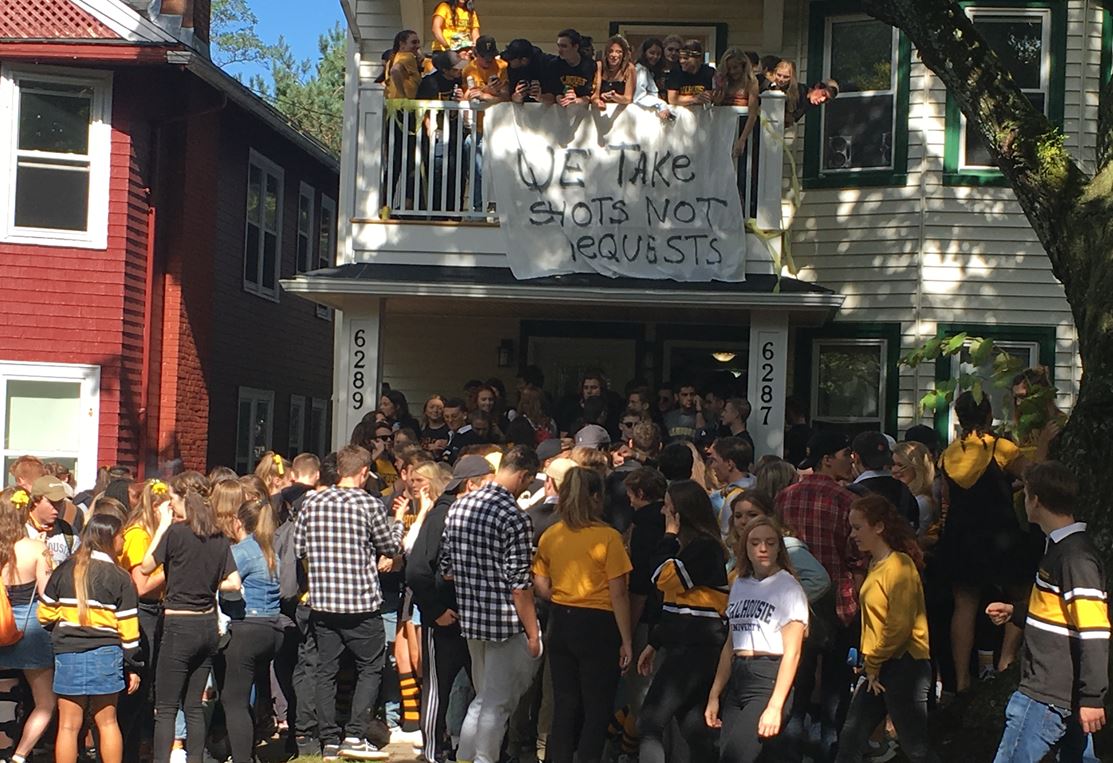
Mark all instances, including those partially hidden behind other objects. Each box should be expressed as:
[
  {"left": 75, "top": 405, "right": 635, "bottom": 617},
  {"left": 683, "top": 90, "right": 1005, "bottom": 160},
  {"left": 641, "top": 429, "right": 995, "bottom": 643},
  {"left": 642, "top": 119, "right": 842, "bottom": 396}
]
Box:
[
  {"left": 430, "top": 0, "right": 479, "bottom": 52},
  {"left": 460, "top": 35, "right": 506, "bottom": 211},
  {"left": 635, "top": 480, "right": 729, "bottom": 763},
  {"left": 839, "top": 494, "right": 935, "bottom": 763},
  {"left": 533, "top": 467, "right": 632, "bottom": 763},
  {"left": 384, "top": 29, "right": 423, "bottom": 212}
]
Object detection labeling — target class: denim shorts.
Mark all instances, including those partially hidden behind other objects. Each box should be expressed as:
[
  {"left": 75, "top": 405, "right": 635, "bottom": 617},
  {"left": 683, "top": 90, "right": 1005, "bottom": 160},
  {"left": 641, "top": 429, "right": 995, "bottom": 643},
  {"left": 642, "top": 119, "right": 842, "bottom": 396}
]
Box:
[
  {"left": 0, "top": 601, "right": 54, "bottom": 670},
  {"left": 54, "top": 645, "right": 124, "bottom": 696}
]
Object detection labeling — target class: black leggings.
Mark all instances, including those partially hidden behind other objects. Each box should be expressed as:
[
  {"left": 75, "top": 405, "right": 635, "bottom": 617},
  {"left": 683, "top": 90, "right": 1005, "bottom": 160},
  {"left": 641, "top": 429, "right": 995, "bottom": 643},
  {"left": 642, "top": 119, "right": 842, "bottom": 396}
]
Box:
[
  {"left": 421, "top": 625, "right": 471, "bottom": 762},
  {"left": 638, "top": 639, "right": 724, "bottom": 763},
  {"left": 153, "top": 613, "right": 218, "bottom": 763},
  {"left": 719, "top": 656, "right": 789, "bottom": 763},
  {"left": 546, "top": 605, "right": 622, "bottom": 763},
  {"left": 835, "top": 655, "right": 936, "bottom": 763},
  {"left": 219, "top": 619, "right": 281, "bottom": 763}
]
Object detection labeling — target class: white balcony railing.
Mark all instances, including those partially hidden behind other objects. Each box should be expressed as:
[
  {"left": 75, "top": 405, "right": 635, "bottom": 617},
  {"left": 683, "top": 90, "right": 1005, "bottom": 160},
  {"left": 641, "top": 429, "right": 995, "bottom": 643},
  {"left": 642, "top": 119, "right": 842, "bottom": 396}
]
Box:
[{"left": 358, "top": 90, "right": 787, "bottom": 236}]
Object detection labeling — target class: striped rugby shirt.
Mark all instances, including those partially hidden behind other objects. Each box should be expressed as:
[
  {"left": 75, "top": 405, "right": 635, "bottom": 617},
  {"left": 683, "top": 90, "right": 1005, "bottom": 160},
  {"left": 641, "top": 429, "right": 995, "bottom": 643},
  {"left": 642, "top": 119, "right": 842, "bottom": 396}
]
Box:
[
  {"left": 1014, "top": 522, "right": 1110, "bottom": 709},
  {"left": 38, "top": 550, "right": 141, "bottom": 668}
]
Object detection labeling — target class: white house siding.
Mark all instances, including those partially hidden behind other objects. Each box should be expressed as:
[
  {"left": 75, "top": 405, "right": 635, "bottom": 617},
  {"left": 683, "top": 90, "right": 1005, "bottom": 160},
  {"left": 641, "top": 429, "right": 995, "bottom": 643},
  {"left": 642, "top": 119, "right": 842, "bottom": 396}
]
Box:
[{"left": 790, "top": 1, "right": 1095, "bottom": 432}]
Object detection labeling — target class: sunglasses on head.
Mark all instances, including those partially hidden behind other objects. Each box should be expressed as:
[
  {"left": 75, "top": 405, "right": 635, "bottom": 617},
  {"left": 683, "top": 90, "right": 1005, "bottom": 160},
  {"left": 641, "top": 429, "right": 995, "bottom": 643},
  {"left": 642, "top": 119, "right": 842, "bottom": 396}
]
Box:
[{"left": 374, "top": 435, "right": 392, "bottom": 442}]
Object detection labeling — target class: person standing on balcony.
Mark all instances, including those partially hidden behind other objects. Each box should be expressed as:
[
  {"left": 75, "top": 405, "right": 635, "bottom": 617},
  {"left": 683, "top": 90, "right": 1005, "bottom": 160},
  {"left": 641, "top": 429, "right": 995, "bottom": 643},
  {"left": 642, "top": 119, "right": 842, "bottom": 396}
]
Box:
[
  {"left": 430, "top": 0, "right": 479, "bottom": 52},
  {"left": 503, "top": 38, "right": 546, "bottom": 104},
  {"left": 417, "top": 51, "right": 467, "bottom": 214},
  {"left": 667, "top": 40, "right": 716, "bottom": 107},
  {"left": 593, "top": 35, "right": 635, "bottom": 110},
  {"left": 660, "top": 35, "right": 683, "bottom": 86},
  {"left": 385, "top": 30, "right": 423, "bottom": 211},
  {"left": 543, "top": 29, "right": 595, "bottom": 107},
  {"left": 716, "top": 47, "right": 761, "bottom": 159}
]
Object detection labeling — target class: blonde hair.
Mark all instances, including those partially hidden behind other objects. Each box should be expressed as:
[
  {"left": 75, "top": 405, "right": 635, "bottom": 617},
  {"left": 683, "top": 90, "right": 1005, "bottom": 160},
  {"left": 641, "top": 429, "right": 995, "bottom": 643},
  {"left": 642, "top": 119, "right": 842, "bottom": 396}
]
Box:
[
  {"left": 237, "top": 498, "right": 278, "bottom": 576},
  {"left": 211, "top": 480, "right": 247, "bottom": 540},
  {"left": 570, "top": 446, "right": 611, "bottom": 476},
  {"left": 776, "top": 59, "right": 800, "bottom": 122},
  {"left": 602, "top": 35, "right": 633, "bottom": 80},
  {"left": 254, "top": 451, "right": 291, "bottom": 495},
  {"left": 128, "top": 479, "right": 169, "bottom": 537},
  {"left": 893, "top": 441, "right": 935, "bottom": 497},
  {"left": 733, "top": 515, "right": 796, "bottom": 579},
  {"left": 719, "top": 47, "right": 758, "bottom": 97},
  {"left": 409, "top": 461, "right": 452, "bottom": 503},
  {"left": 557, "top": 467, "right": 605, "bottom": 530}
]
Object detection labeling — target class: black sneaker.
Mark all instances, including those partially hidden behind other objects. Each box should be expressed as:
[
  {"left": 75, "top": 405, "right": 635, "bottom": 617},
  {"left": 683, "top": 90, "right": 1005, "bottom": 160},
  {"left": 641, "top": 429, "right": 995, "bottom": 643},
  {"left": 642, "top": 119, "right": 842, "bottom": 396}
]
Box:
[
  {"left": 339, "top": 738, "right": 388, "bottom": 760},
  {"left": 296, "top": 736, "right": 320, "bottom": 757},
  {"left": 323, "top": 743, "right": 341, "bottom": 761}
]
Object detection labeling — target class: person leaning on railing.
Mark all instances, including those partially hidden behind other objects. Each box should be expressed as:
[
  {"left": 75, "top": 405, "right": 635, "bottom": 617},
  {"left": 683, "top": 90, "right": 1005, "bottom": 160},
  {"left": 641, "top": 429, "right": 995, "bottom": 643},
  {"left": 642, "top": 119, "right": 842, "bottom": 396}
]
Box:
[
  {"left": 666, "top": 40, "right": 717, "bottom": 108},
  {"left": 633, "top": 38, "right": 672, "bottom": 120},
  {"left": 593, "top": 35, "right": 636, "bottom": 110},
  {"left": 715, "top": 47, "right": 762, "bottom": 159},
  {"left": 384, "top": 30, "right": 424, "bottom": 210}
]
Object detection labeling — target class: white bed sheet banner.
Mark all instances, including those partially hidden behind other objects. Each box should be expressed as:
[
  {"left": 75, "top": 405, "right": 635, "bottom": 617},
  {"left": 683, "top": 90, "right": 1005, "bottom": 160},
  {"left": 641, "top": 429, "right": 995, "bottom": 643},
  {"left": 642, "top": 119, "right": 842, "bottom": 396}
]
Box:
[{"left": 484, "top": 102, "right": 747, "bottom": 281}]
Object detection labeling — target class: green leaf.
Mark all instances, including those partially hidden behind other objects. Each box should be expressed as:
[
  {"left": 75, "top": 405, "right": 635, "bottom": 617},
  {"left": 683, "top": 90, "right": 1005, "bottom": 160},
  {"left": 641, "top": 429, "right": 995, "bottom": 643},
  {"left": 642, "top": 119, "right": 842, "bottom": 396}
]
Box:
[
  {"left": 972, "top": 379, "right": 984, "bottom": 404},
  {"left": 943, "top": 332, "right": 969, "bottom": 355},
  {"left": 919, "top": 391, "right": 939, "bottom": 414},
  {"left": 923, "top": 338, "right": 944, "bottom": 361},
  {"left": 970, "top": 337, "right": 994, "bottom": 367}
]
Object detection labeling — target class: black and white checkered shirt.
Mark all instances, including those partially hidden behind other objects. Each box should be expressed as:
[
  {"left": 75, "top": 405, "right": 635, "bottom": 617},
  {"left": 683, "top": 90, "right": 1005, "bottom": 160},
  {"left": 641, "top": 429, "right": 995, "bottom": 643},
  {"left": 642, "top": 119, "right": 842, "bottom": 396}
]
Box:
[
  {"left": 294, "top": 486, "right": 402, "bottom": 614},
  {"left": 440, "top": 482, "right": 533, "bottom": 641}
]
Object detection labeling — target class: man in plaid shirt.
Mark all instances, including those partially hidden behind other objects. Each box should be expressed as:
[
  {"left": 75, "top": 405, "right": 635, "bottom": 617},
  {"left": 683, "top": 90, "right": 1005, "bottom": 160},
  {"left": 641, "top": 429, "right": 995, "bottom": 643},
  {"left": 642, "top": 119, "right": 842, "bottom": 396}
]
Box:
[
  {"left": 440, "top": 445, "right": 542, "bottom": 763},
  {"left": 295, "top": 444, "right": 403, "bottom": 761},
  {"left": 776, "top": 429, "right": 863, "bottom": 761}
]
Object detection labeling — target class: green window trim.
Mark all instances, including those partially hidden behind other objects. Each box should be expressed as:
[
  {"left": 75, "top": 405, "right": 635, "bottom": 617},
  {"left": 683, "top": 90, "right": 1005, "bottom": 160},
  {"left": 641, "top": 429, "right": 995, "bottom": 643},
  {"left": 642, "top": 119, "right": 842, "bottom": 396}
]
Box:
[
  {"left": 931, "top": 323, "right": 1057, "bottom": 438},
  {"left": 793, "top": 322, "right": 901, "bottom": 435},
  {"left": 803, "top": 1, "right": 912, "bottom": 189},
  {"left": 1102, "top": 3, "right": 1112, "bottom": 90},
  {"left": 942, "top": 1, "right": 1067, "bottom": 187}
]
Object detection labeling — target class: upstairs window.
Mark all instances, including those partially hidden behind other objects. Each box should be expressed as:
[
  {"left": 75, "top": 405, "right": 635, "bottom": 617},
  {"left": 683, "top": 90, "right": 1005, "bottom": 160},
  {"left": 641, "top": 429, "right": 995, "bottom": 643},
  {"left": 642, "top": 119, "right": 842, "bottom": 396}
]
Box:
[
  {"left": 0, "top": 66, "right": 112, "bottom": 247},
  {"left": 296, "top": 183, "right": 315, "bottom": 274},
  {"left": 316, "top": 195, "right": 337, "bottom": 319},
  {"left": 244, "top": 150, "right": 283, "bottom": 299}
]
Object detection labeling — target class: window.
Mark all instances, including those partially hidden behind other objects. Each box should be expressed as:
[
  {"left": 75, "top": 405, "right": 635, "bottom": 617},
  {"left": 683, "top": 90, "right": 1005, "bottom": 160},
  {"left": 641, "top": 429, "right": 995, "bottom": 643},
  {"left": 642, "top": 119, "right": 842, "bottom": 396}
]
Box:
[
  {"left": 296, "top": 183, "right": 315, "bottom": 273},
  {"left": 309, "top": 397, "right": 329, "bottom": 456},
  {"left": 0, "top": 361, "right": 100, "bottom": 489},
  {"left": 244, "top": 150, "right": 284, "bottom": 299},
  {"left": 944, "top": 2, "right": 1065, "bottom": 183},
  {"left": 235, "top": 387, "right": 274, "bottom": 474},
  {"left": 0, "top": 65, "right": 112, "bottom": 247},
  {"left": 316, "top": 195, "right": 337, "bottom": 319},
  {"left": 948, "top": 340, "right": 1040, "bottom": 432},
  {"left": 289, "top": 394, "right": 306, "bottom": 455},
  {"left": 811, "top": 339, "right": 887, "bottom": 435},
  {"left": 804, "top": 7, "right": 910, "bottom": 187}
]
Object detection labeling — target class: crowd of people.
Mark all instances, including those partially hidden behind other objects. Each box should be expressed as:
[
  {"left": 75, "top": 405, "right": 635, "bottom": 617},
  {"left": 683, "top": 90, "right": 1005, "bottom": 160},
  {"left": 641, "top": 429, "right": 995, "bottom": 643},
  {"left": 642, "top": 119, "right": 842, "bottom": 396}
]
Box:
[
  {"left": 0, "top": 361, "right": 1106, "bottom": 763},
  {"left": 379, "top": 0, "right": 839, "bottom": 212}
]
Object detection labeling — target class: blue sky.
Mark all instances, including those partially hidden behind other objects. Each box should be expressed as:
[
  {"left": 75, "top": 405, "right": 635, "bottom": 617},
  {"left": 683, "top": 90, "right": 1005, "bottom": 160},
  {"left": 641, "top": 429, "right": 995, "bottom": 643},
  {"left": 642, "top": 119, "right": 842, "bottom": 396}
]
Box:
[{"left": 222, "top": 0, "right": 345, "bottom": 82}]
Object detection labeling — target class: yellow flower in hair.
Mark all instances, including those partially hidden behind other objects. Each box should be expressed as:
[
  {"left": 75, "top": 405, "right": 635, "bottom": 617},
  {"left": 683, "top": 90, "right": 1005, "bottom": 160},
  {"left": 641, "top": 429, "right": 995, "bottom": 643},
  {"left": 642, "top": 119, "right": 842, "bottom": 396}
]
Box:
[
  {"left": 150, "top": 480, "right": 169, "bottom": 496},
  {"left": 273, "top": 453, "right": 285, "bottom": 476},
  {"left": 10, "top": 489, "right": 29, "bottom": 509}
]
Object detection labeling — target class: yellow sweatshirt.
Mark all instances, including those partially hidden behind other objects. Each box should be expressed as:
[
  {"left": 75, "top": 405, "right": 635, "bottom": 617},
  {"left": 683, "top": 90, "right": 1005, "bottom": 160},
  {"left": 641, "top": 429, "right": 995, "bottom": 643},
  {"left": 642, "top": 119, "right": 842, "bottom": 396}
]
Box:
[{"left": 859, "top": 551, "right": 930, "bottom": 677}]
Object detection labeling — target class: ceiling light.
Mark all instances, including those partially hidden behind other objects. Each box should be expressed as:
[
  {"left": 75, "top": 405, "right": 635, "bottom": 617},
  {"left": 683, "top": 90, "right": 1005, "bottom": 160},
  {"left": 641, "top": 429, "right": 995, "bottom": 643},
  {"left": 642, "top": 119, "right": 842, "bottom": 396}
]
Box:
[{"left": 712, "top": 352, "right": 736, "bottom": 363}]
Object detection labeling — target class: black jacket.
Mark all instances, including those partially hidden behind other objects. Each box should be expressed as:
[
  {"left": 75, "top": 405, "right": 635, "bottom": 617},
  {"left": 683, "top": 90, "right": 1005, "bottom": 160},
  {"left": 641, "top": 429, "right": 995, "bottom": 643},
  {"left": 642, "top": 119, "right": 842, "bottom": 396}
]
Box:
[
  {"left": 849, "top": 474, "right": 920, "bottom": 529},
  {"left": 405, "top": 493, "right": 459, "bottom": 627}
]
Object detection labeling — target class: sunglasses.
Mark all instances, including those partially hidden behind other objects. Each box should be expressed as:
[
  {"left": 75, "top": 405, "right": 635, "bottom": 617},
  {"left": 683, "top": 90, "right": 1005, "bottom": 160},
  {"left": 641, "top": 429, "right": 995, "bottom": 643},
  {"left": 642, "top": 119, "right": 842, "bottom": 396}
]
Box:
[
  {"left": 374, "top": 435, "right": 393, "bottom": 442},
  {"left": 621, "top": 420, "right": 639, "bottom": 428}
]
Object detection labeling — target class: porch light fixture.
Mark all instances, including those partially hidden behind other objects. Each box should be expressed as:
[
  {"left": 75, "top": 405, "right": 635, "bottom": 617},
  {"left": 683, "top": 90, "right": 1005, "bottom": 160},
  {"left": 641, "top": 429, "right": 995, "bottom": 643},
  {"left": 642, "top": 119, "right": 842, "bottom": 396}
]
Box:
[
  {"left": 711, "top": 352, "right": 737, "bottom": 363},
  {"left": 498, "top": 339, "right": 516, "bottom": 368}
]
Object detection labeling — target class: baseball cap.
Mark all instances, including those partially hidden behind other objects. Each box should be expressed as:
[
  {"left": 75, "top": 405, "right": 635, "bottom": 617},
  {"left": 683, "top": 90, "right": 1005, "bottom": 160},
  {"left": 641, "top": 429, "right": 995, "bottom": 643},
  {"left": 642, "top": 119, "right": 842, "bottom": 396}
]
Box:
[
  {"left": 31, "top": 475, "right": 68, "bottom": 502},
  {"left": 501, "top": 38, "right": 534, "bottom": 61},
  {"left": 851, "top": 431, "right": 893, "bottom": 471},
  {"left": 445, "top": 455, "right": 494, "bottom": 493},
  {"left": 474, "top": 35, "right": 498, "bottom": 58},
  {"left": 798, "top": 431, "right": 850, "bottom": 470},
  {"left": 431, "top": 51, "right": 466, "bottom": 72},
  {"left": 903, "top": 424, "right": 940, "bottom": 455},
  {"left": 574, "top": 424, "right": 611, "bottom": 450},
  {"left": 536, "top": 438, "right": 564, "bottom": 463},
  {"left": 543, "top": 457, "right": 577, "bottom": 489}
]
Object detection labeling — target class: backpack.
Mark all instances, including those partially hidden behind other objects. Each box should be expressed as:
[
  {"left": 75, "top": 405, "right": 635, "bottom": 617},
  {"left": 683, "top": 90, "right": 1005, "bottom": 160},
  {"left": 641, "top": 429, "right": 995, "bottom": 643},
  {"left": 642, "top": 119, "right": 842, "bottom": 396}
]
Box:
[{"left": 0, "top": 584, "right": 20, "bottom": 646}]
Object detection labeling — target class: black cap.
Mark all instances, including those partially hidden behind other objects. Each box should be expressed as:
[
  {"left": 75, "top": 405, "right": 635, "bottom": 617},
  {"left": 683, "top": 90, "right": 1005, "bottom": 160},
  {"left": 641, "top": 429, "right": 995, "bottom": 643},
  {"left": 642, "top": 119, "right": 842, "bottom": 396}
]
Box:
[
  {"left": 444, "top": 454, "right": 494, "bottom": 493},
  {"left": 475, "top": 35, "right": 498, "bottom": 58},
  {"left": 536, "top": 438, "right": 564, "bottom": 463},
  {"left": 501, "top": 38, "right": 534, "bottom": 61},
  {"left": 851, "top": 431, "right": 893, "bottom": 470},
  {"left": 903, "top": 424, "right": 940, "bottom": 455},
  {"left": 799, "top": 431, "right": 850, "bottom": 470}
]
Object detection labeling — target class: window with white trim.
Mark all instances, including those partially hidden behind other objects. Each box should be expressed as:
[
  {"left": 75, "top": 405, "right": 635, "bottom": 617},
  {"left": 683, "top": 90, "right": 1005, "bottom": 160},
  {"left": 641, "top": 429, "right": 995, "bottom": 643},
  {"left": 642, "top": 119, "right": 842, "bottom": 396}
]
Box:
[
  {"left": 244, "top": 150, "right": 284, "bottom": 299},
  {"left": 948, "top": 339, "right": 1040, "bottom": 431},
  {"left": 289, "top": 394, "right": 306, "bottom": 455},
  {"left": 811, "top": 339, "right": 887, "bottom": 433},
  {"left": 0, "top": 361, "right": 100, "bottom": 490},
  {"left": 960, "top": 8, "right": 1050, "bottom": 169},
  {"left": 820, "top": 16, "right": 899, "bottom": 172},
  {"left": 296, "top": 183, "right": 315, "bottom": 274},
  {"left": 235, "top": 387, "right": 274, "bottom": 474},
  {"left": 309, "top": 397, "right": 328, "bottom": 456},
  {"left": 316, "top": 195, "right": 337, "bottom": 319},
  {"left": 0, "top": 65, "right": 112, "bottom": 248}
]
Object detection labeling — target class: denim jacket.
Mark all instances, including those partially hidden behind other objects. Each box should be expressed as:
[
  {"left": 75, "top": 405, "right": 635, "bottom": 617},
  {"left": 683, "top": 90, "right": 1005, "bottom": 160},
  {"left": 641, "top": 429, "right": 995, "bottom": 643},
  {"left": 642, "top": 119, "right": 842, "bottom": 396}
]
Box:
[{"left": 222, "top": 535, "right": 280, "bottom": 619}]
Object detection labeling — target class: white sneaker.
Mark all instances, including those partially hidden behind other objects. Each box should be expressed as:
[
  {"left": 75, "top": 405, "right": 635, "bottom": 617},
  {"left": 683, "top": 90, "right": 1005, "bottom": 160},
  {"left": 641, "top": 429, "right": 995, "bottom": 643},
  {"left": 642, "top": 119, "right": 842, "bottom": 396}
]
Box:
[
  {"left": 389, "top": 727, "right": 423, "bottom": 745},
  {"left": 169, "top": 747, "right": 187, "bottom": 763},
  {"left": 339, "top": 737, "right": 389, "bottom": 760}
]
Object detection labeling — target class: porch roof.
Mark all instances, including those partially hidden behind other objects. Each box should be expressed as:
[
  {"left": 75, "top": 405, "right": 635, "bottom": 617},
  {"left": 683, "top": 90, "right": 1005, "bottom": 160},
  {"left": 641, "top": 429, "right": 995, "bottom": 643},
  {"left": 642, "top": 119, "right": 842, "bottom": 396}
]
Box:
[{"left": 281, "top": 263, "right": 844, "bottom": 321}]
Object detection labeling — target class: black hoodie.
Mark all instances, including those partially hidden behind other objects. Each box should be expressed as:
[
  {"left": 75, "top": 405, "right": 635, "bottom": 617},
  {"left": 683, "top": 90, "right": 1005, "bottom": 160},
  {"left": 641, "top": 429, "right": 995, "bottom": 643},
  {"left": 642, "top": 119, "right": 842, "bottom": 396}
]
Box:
[{"left": 405, "top": 492, "right": 460, "bottom": 627}]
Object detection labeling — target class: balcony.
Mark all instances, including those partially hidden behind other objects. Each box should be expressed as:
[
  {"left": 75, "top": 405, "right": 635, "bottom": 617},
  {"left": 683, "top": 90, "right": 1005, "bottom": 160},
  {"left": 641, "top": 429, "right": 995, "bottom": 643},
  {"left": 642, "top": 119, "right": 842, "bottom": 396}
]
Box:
[{"left": 347, "top": 87, "right": 788, "bottom": 279}]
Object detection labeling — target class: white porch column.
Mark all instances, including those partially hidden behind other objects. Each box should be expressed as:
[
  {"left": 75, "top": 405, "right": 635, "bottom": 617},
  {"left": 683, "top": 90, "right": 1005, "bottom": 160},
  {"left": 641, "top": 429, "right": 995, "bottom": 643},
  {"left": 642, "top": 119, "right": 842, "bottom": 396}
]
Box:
[
  {"left": 333, "top": 300, "right": 385, "bottom": 451},
  {"left": 747, "top": 311, "right": 789, "bottom": 459}
]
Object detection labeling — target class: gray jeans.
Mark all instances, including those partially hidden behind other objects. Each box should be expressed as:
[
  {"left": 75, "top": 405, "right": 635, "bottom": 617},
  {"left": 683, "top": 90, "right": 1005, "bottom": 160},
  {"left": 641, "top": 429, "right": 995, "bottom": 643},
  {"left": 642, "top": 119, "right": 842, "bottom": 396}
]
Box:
[{"left": 459, "top": 633, "right": 542, "bottom": 763}]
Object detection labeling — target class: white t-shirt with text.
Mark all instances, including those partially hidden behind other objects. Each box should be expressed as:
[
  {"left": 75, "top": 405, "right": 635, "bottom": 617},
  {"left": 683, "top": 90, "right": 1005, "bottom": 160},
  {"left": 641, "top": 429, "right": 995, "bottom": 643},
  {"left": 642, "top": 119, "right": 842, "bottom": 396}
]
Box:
[{"left": 726, "top": 569, "right": 809, "bottom": 654}]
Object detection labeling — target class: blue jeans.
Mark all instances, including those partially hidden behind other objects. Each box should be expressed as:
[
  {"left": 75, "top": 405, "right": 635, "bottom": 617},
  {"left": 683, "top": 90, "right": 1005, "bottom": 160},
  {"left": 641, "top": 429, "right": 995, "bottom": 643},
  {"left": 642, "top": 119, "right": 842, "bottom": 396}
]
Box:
[
  {"left": 381, "top": 611, "right": 401, "bottom": 729},
  {"left": 993, "top": 691, "right": 1098, "bottom": 763}
]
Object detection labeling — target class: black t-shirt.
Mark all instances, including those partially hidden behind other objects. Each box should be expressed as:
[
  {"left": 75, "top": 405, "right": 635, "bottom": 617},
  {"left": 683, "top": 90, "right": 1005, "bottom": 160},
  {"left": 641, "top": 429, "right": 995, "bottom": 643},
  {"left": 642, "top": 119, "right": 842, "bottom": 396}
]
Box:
[
  {"left": 543, "top": 55, "right": 596, "bottom": 97},
  {"left": 666, "top": 65, "right": 715, "bottom": 98},
  {"left": 507, "top": 48, "right": 548, "bottom": 96},
  {"left": 153, "top": 523, "right": 237, "bottom": 611},
  {"left": 416, "top": 70, "right": 461, "bottom": 100}
]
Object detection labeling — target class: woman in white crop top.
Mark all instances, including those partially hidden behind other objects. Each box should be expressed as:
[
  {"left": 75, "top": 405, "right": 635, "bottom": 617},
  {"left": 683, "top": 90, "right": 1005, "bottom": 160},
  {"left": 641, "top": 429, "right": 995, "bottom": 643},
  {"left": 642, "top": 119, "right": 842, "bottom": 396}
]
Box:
[{"left": 705, "top": 516, "right": 808, "bottom": 762}]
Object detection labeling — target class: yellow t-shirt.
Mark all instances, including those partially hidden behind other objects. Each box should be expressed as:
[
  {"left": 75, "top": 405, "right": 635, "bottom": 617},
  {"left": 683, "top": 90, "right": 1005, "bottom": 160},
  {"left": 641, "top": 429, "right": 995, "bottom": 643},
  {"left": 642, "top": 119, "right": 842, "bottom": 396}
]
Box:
[
  {"left": 859, "top": 551, "right": 930, "bottom": 677},
  {"left": 431, "top": 2, "right": 479, "bottom": 51},
  {"left": 462, "top": 57, "right": 508, "bottom": 93},
  {"left": 940, "top": 433, "right": 1020, "bottom": 489},
  {"left": 533, "top": 521, "right": 632, "bottom": 611},
  {"left": 385, "top": 51, "right": 421, "bottom": 99},
  {"left": 119, "top": 525, "right": 152, "bottom": 571}
]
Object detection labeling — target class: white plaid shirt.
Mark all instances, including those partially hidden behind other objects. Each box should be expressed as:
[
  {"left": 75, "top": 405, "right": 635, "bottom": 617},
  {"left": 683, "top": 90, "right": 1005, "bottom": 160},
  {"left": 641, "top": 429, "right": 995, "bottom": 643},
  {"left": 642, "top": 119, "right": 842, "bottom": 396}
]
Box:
[
  {"left": 294, "top": 486, "right": 402, "bottom": 614},
  {"left": 440, "top": 482, "right": 534, "bottom": 641}
]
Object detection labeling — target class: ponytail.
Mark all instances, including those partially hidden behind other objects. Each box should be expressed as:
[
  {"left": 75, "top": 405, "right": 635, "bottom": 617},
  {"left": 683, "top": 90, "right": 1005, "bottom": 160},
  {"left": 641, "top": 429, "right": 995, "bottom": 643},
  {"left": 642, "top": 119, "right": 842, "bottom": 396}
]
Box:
[
  {"left": 237, "top": 498, "right": 278, "bottom": 577},
  {"left": 73, "top": 513, "right": 122, "bottom": 625}
]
